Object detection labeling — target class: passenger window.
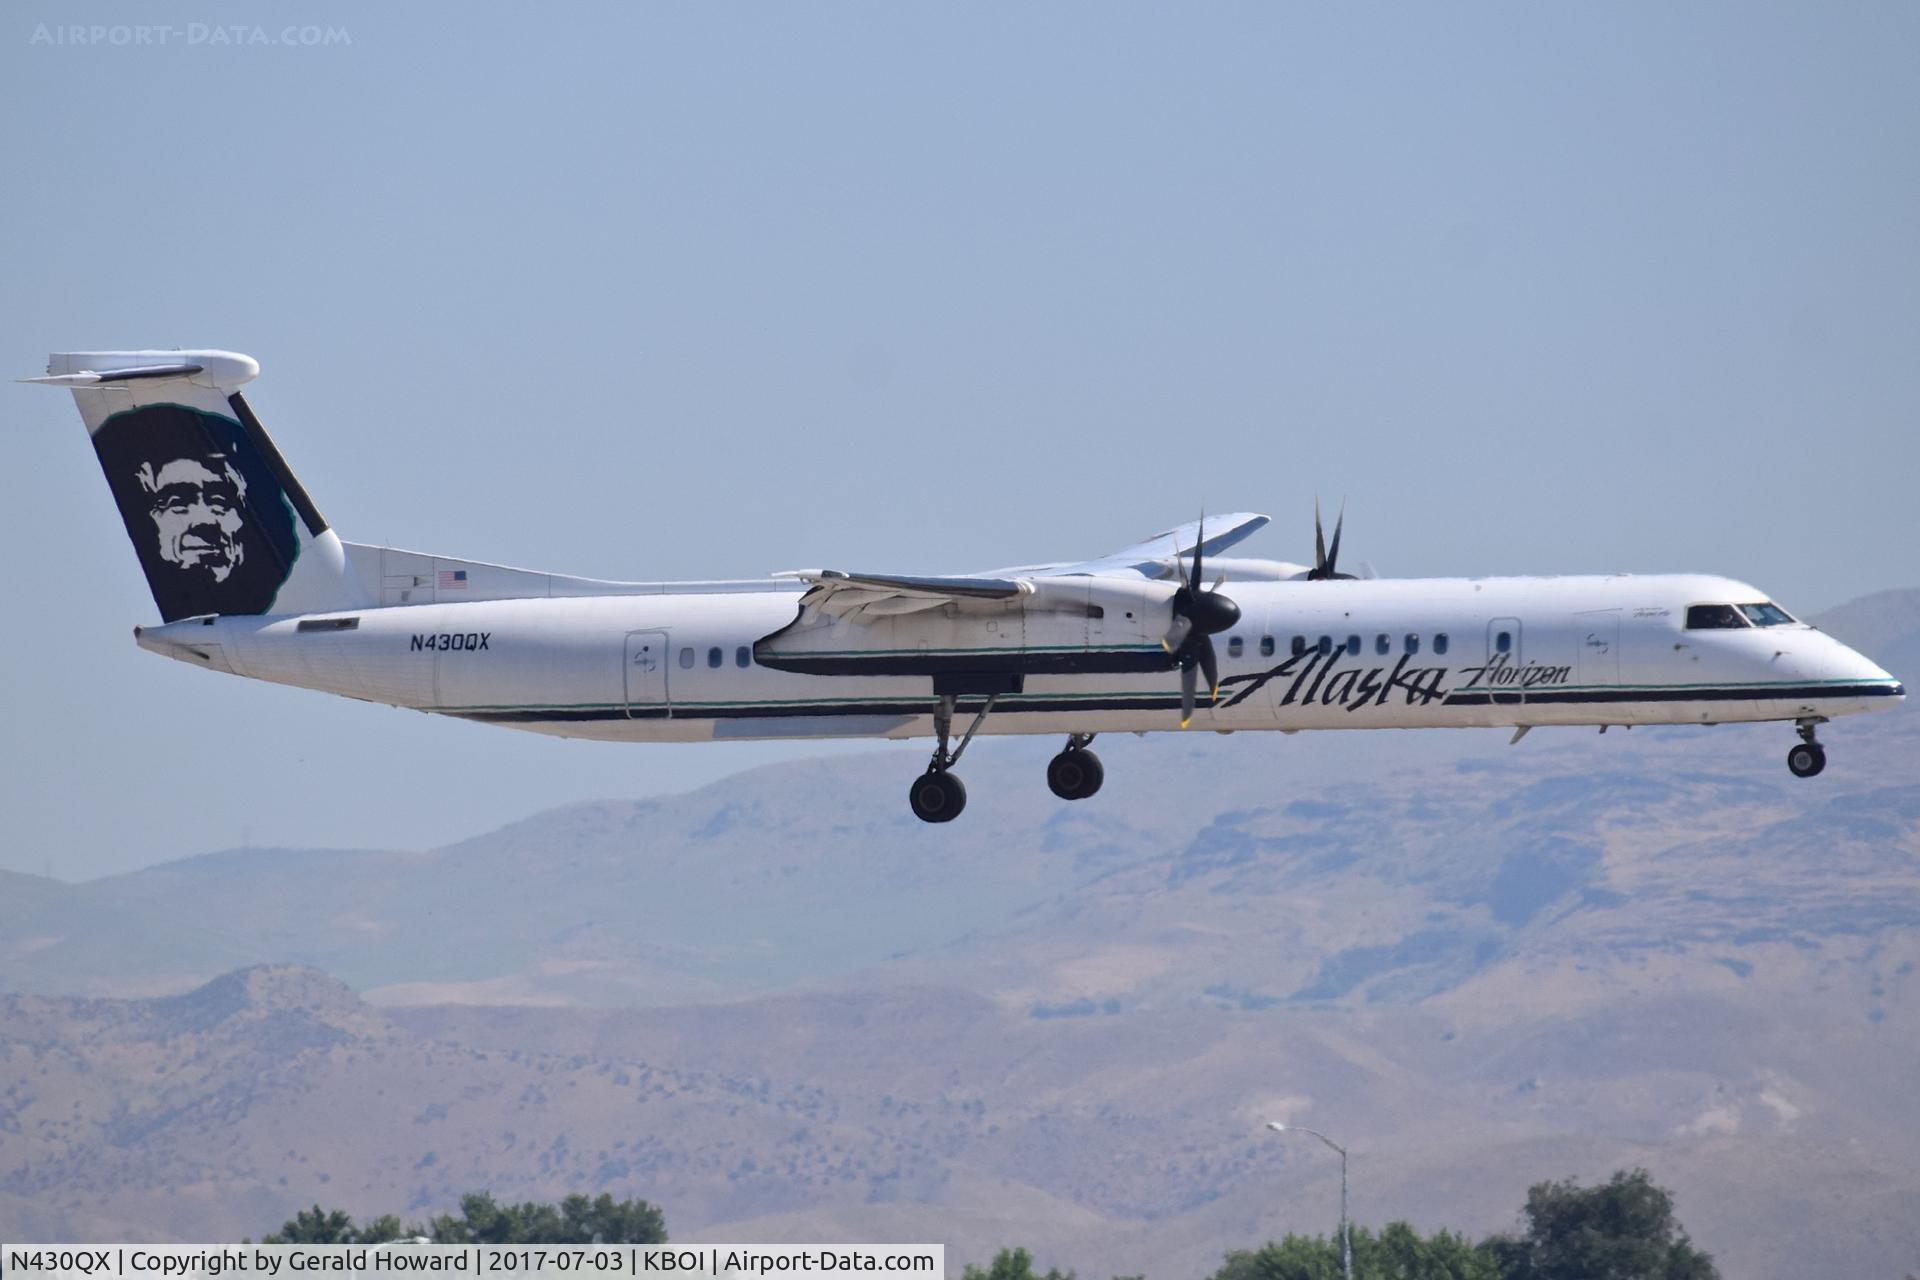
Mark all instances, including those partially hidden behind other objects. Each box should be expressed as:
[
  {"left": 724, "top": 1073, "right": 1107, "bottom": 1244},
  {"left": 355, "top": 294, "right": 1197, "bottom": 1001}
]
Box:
[
  {"left": 1738, "top": 602, "right": 1795, "bottom": 627},
  {"left": 1317, "top": 635, "right": 1333, "bottom": 656},
  {"left": 1291, "top": 635, "right": 1307, "bottom": 656},
  {"left": 1228, "top": 636, "right": 1244, "bottom": 658},
  {"left": 1435, "top": 633, "right": 1449, "bottom": 655},
  {"left": 707, "top": 646, "right": 723, "bottom": 668},
  {"left": 1375, "top": 633, "right": 1390, "bottom": 655},
  {"left": 1405, "top": 633, "right": 1420, "bottom": 655},
  {"left": 1346, "top": 635, "right": 1360, "bottom": 655},
  {"left": 678, "top": 647, "right": 695, "bottom": 668},
  {"left": 1686, "top": 604, "right": 1750, "bottom": 630},
  {"left": 1260, "top": 635, "right": 1275, "bottom": 657},
  {"left": 1496, "top": 631, "right": 1512, "bottom": 653},
  {"left": 735, "top": 645, "right": 752, "bottom": 668}
]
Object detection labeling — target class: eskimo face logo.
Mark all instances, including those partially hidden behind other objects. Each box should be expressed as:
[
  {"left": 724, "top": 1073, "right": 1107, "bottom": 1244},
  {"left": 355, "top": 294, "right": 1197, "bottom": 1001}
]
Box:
[
  {"left": 138, "top": 454, "right": 248, "bottom": 581},
  {"left": 92, "top": 403, "right": 299, "bottom": 622}
]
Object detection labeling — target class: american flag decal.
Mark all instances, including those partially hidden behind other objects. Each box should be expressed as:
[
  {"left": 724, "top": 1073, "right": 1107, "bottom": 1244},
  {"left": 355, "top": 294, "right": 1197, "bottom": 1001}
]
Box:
[{"left": 438, "top": 569, "right": 468, "bottom": 589}]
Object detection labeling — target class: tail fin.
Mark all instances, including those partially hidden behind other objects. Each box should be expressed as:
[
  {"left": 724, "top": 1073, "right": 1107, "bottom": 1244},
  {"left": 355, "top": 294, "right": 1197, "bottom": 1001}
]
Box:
[{"left": 28, "top": 350, "right": 368, "bottom": 622}]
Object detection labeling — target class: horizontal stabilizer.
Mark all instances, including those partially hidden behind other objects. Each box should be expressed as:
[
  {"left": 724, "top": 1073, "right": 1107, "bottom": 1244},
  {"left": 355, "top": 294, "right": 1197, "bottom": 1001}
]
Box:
[
  {"left": 21, "top": 362, "right": 205, "bottom": 386},
  {"left": 24, "top": 350, "right": 260, "bottom": 394}
]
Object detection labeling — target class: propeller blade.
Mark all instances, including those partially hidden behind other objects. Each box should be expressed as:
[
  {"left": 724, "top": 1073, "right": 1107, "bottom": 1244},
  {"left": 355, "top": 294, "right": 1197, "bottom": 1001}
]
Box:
[
  {"left": 1166, "top": 510, "right": 1239, "bottom": 722},
  {"left": 1314, "top": 498, "right": 1327, "bottom": 573},
  {"left": 1190, "top": 513, "right": 1206, "bottom": 594},
  {"left": 1162, "top": 613, "right": 1193, "bottom": 654},
  {"left": 1198, "top": 637, "right": 1220, "bottom": 701},
  {"left": 1325, "top": 503, "right": 1345, "bottom": 578}
]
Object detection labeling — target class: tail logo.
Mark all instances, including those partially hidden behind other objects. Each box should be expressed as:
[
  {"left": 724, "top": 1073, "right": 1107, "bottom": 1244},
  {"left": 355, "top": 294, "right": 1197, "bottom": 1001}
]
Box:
[
  {"left": 140, "top": 454, "right": 247, "bottom": 581},
  {"left": 93, "top": 403, "right": 300, "bottom": 620}
]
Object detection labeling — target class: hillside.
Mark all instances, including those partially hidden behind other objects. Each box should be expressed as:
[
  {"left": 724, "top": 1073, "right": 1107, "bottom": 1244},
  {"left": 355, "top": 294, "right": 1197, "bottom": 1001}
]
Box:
[
  {"left": 0, "top": 591, "right": 1915, "bottom": 1277},
  {"left": 2, "top": 955, "right": 1915, "bottom": 1278}
]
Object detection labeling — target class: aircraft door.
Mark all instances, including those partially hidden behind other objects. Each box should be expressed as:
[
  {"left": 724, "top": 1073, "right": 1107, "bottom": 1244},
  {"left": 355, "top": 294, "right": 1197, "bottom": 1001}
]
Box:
[
  {"left": 624, "top": 629, "right": 671, "bottom": 718},
  {"left": 1574, "top": 610, "right": 1620, "bottom": 686}
]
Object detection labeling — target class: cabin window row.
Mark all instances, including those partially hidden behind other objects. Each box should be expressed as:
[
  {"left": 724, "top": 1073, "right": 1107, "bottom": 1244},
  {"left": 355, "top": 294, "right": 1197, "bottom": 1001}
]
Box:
[
  {"left": 680, "top": 645, "right": 755, "bottom": 669},
  {"left": 1226, "top": 632, "right": 1451, "bottom": 659}
]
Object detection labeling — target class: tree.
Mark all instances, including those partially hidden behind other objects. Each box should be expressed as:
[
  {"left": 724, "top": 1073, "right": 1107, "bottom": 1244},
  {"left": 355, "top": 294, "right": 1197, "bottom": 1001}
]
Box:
[
  {"left": 962, "top": 1247, "right": 1073, "bottom": 1280},
  {"left": 559, "top": 1193, "right": 669, "bottom": 1245},
  {"left": 426, "top": 1192, "right": 667, "bottom": 1244},
  {"left": 265, "top": 1206, "right": 354, "bottom": 1244},
  {"left": 267, "top": 1192, "right": 666, "bottom": 1246},
  {"left": 1214, "top": 1223, "right": 1500, "bottom": 1280},
  {"left": 1374, "top": 1223, "right": 1502, "bottom": 1280},
  {"left": 1481, "top": 1168, "right": 1717, "bottom": 1280}
]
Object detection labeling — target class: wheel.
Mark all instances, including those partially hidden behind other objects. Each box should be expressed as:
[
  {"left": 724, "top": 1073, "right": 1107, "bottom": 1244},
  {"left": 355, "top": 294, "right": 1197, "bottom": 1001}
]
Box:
[
  {"left": 909, "top": 770, "right": 967, "bottom": 822},
  {"left": 1047, "top": 748, "right": 1105, "bottom": 800},
  {"left": 1787, "top": 742, "right": 1826, "bottom": 778}
]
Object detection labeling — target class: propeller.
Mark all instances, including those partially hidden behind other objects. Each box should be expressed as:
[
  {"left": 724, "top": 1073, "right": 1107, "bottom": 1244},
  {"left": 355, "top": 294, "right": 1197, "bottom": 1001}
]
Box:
[
  {"left": 1163, "top": 516, "right": 1242, "bottom": 728},
  {"left": 1306, "top": 498, "right": 1358, "bottom": 581}
]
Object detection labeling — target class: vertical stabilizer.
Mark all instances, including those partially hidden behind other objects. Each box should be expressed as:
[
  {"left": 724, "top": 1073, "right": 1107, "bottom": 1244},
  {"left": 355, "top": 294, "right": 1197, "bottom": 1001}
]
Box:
[{"left": 29, "top": 350, "right": 369, "bottom": 622}]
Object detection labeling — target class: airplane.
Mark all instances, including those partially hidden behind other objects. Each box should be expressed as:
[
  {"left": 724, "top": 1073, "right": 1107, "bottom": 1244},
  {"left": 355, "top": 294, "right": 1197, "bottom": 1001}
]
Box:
[{"left": 29, "top": 349, "right": 1906, "bottom": 823}]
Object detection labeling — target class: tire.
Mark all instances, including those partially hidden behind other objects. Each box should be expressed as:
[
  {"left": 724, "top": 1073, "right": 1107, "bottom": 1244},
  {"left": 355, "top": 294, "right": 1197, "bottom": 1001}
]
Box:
[
  {"left": 1047, "top": 748, "right": 1105, "bottom": 800},
  {"left": 1787, "top": 742, "right": 1826, "bottom": 778},
  {"left": 909, "top": 770, "right": 967, "bottom": 822}
]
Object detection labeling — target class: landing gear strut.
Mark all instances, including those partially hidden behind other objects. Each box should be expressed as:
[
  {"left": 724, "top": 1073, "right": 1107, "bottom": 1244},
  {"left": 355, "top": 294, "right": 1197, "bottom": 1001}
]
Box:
[
  {"left": 1047, "top": 733, "right": 1104, "bottom": 801},
  {"left": 909, "top": 694, "right": 998, "bottom": 823},
  {"left": 1787, "top": 718, "right": 1827, "bottom": 779}
]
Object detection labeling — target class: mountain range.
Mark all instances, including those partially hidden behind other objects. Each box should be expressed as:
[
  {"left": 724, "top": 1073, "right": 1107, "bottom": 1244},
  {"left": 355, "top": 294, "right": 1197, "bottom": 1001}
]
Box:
[{"left": 2, "top": 589, "right": 1917, "bottom": 1278}]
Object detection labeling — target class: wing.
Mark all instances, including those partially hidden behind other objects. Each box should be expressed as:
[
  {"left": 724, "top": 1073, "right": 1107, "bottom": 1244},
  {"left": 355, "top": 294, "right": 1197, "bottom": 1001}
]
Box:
[
  {"left": 780, "top": 513, "right": 1267, "bottom": 620},
  {"left": 784, "top": 569, "right": 1032, "bottom": 620},
  {"left": 994, "top": 512, "right": 1270, "bottom": 580}
]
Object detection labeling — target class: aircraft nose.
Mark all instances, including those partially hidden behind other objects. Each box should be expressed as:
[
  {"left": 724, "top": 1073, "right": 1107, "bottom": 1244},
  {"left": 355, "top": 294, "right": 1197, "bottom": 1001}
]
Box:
[
  {"left": 1850, "top": 646, "right": 1896, "bottom": 683},
  {"left": 1831, "top": 638, "right": 1903, "bottom": 701}
]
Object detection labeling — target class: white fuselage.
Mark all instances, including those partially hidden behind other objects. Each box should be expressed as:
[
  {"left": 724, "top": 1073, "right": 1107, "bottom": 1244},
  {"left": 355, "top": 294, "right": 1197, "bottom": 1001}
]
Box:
[{"left": 136, "top": 572, "right": 1903, "bottom": 743}]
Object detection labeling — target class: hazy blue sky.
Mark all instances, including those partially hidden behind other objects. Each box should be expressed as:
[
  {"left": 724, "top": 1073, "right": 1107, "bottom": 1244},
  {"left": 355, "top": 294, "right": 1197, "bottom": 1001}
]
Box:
[{"left": 4, "top": 2, "right": 1915, "bottom": 879}]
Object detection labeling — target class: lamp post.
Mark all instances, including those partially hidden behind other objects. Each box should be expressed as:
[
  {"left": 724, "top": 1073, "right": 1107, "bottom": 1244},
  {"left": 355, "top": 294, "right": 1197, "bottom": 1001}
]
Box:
[{"left": 1266, "top": 1120, "right": 1350, "bottom": 1280}]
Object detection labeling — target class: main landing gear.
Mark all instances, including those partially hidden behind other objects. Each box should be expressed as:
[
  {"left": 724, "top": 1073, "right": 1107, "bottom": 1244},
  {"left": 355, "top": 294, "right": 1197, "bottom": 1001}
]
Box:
[
  {"left": 909, "top": 693, "right": 996, "bottom": 823},
  {"left": 907, "top": 700, "right": 1106, "bottom": 823},
  {"left": 1047, "top": 733, "right": 1104, "bottom": 801},
  {"left": 1787, "top": 718, "right": 1827, "bottom": 778}
]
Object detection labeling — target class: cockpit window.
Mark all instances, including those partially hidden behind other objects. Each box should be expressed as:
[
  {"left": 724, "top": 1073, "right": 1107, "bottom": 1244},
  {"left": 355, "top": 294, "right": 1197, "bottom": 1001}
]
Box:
[
  {"left": 1686, "top": 604, "right": 1750, "bottom": 630},
  {"left": 1738, "top": 602, "right": 1796, "bottom": 627}
]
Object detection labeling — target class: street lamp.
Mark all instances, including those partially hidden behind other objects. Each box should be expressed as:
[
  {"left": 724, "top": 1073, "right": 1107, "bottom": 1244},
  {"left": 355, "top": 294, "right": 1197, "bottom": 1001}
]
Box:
[{"left": 1266, "top": 1120, "right": 1350, "bottom": 1280}]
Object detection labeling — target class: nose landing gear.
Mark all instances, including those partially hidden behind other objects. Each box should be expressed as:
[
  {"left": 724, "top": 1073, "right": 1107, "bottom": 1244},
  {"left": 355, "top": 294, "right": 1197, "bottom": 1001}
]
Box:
[
  {"left": 1047, "top": 733, "right": 1104, "bottom": 800},
  {"left": 1787, "top": 718, "right": 1827, "bottom": 778}
]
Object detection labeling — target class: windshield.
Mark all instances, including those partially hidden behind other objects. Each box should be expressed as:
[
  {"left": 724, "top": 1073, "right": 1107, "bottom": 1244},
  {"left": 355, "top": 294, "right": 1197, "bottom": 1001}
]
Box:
[
  {"left": 1739, "top": 602, "right": 1797, "bottom": 627},
  {"left": 1686, "top": 604, "right": 1750, "bottom": 630}
]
